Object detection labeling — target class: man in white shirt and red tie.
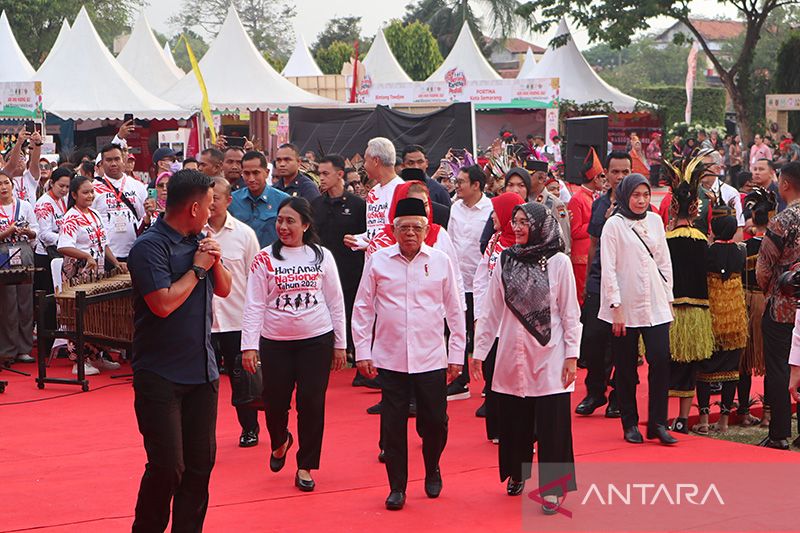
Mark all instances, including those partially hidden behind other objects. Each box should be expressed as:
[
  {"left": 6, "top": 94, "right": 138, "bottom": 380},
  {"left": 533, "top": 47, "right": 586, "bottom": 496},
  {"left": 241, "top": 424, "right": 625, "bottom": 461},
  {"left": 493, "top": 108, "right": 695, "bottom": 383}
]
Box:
[
  {"left": 205, "top": 176, "right": 261, "bottom": 448},
  {"left": 352, "top": 197, "right": 466, "bottom": 511}
]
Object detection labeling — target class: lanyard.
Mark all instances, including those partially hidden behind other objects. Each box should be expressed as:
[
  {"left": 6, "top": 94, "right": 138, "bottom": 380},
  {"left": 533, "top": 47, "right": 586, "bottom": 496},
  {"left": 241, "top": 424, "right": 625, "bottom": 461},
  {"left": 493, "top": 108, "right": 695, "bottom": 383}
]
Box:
[
  {"left": 103, "top": 176, "right": 127, "bottom": 207},
  {"left": 48, "top": 190, "right": 67, "bottom": 215},
  {"left": 0, "top": 200, "right": 19, "bottom": 225},
  {"left": 77, "top": 208, "right": 105, "bottom": 257}
]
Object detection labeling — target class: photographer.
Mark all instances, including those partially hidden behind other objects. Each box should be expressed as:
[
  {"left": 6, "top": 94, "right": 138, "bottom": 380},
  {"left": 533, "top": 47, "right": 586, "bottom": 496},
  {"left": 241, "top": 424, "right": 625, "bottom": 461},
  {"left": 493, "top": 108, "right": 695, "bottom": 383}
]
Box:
[{"left": 756, "top": 161, "right": 800, "bottom": 450}]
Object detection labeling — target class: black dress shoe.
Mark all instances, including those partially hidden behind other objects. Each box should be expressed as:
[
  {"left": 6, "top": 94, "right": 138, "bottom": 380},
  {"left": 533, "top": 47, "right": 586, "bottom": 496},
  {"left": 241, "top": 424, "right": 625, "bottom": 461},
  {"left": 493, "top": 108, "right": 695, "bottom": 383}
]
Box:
[
  {"left": 239, "top": 429, "right": 259, "bottom": 448},
  {"left": 758, "top": 436, "right": 790, "bottom": 450},
  {"left": 605, "top": 398, "right": 621, "bottom": 418},
  {"left": 425, "top": 467, "right": 442, "bottom": 498},
  {"left": 385, "top": 490, "right": 406, "bottom": 510},
  {"left": 507, "top": 479, "right": 525, "bottom": 496},
  {"left": 366, "top": 401, "right": 382, "bottom": 415},
  {"left": 575, "top": 395, "right": 607, "bottom": 416},
  {"left": 647, "top": 425, "right": 678, "bottom": 445},
  {"left": 295, "top": 471, "right": 315, "bottom": 492},
  {"left": 408, "top": 402, "right": 417, "bottom": 418},
  {"left": 623, "top": 426, "right": 644, "bottom": 444},
  {"left": 378, "top": 449, "right": 386, "bottom": 463},
  {"left": 352, "top": 371, "right": 381, "bottom": 389},
  {"left": 475, "top": 402, "right": 486, "bottom": 418},
  {"left": 269, "top": 432, "right": 293, "bottom": 472}
]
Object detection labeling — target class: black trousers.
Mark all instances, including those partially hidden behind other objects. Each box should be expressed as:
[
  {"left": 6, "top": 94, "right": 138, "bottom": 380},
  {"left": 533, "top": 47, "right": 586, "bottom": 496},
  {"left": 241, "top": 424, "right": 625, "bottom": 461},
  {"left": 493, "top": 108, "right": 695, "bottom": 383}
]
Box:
[
  {"left": 260, "top": 332, "right": 333, "bottom": 471},
  {"left": 132, "top": 371, "right": 218, "bottom": 533},
  {"left": 483, "top": 339, "right": 500, "bottom": 440},
  {"left": 497, "top": 392, "right": 576, "bottom": 496},
  {"left": 211, "top": 331, "right": 259, "bottom": 433},
  {"left": 454, "top": 293, "right": 475, "bottom": 386},
  {"left": 581, "top": 291, "right": 615, "bottom": 398},
  {"left": 762, "top": 308, "right": 794, "bottom": 441},
  {"left": 379, "top": 368, "right": 448, "bottom": 492},
  {"left": 611, "top": 323, "right": 670, "bottom": 432},
  {"left": 34, "top": 253, "right": 57, "bottom": 355},
  {"left": 343, "top": 286, "right": 357, "bottom": 353}
]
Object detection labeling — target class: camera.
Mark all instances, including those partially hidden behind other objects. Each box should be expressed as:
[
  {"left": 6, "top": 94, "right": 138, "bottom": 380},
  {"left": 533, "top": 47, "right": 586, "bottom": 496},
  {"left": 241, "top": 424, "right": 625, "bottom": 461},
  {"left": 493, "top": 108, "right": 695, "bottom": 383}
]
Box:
[{"left": 777, "top": 262, "right": 800, "bottom": 300}]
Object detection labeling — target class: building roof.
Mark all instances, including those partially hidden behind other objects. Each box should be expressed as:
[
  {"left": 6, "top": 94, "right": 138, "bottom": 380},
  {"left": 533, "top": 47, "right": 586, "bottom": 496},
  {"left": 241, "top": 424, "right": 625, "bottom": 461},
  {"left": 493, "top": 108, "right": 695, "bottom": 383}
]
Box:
[{"left": 656, "top": 18, "right": 745, "bottom": 42}]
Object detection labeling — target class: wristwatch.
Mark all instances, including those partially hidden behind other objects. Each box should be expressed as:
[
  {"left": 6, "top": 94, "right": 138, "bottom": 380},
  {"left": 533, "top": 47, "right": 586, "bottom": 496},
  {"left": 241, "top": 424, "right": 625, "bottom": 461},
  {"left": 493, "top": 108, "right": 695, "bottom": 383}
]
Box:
[
  {"left": 191, "top": 265, "right": 207, "bottom": 280},
  {"left": 610, "top": 303, "right": 620, "bottom": 309}
]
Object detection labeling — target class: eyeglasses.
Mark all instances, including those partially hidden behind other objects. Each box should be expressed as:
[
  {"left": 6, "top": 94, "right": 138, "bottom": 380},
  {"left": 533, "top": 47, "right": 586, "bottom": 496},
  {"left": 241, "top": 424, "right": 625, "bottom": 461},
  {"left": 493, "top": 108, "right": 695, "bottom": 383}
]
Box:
[
  {"left": 394, "top": 223, "right": 427, "bottom": 234},
  {"left": 156, "top": 183, "right": 168, "bottom": 189},
  {"left": 510, "top": 219, "right": 528, "bottom": 228}
]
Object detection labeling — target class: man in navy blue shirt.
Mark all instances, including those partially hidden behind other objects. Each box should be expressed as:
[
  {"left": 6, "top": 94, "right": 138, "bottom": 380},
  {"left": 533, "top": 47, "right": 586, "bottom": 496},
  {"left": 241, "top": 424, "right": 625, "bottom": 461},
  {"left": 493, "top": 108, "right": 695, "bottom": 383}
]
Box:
[
  {"left": 273, "top": 143, "right": 321, "bottom": 201},
  {"left": 228, "top": 151, "right": 289, "bottom": 247},
  {"left": 127, "top": 169, "right": 232, "bottom": 533}
]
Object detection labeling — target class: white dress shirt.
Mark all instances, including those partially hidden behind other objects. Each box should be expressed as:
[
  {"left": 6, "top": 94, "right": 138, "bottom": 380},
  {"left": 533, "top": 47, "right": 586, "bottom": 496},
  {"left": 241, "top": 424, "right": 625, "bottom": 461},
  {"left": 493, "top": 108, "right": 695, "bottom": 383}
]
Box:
[
  {"left": 448, "top": 194, "right": 494, "bottom": 292},
  {"left": 352, "top": 243, "right": 466, "bottom": 373},
  {"left": 790, "top": 309, "right": 800, "bottom": 367},
  {"left": 473, "top": 252, "right": 581, "bottom": 397},
  {"left": 205, "top": 213, "right": 260, "bottom": 333},
  {"left": 710, "top": 177, "right": 745, "bottom": 227},
  {"left": 599, "top": 212, "right": 674, "bottom": 327}
]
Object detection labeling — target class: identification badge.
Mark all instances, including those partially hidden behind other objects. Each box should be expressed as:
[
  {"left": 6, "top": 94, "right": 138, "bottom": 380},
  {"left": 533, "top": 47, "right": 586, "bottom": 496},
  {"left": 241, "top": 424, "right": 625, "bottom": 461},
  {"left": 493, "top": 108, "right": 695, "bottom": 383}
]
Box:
[
  {"left": 113, "top": 214, "right": 128, "bottom": 233},
  {"left": 9, "top": 246, "right": 22, "bottom": 266}
]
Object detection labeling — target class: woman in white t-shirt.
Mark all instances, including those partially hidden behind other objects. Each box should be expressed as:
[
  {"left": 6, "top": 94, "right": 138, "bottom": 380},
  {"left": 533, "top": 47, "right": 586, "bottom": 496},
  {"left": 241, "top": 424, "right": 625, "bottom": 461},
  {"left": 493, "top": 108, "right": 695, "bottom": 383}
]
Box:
[
  {"left": 241, "top": 196, "right": 346, "bottom": 493},
  {"left": 34, "top": 168, "right": 72, "bottom": 293},
  {"left": 0, "top": 171, "right": 39, "bottom": 364}
]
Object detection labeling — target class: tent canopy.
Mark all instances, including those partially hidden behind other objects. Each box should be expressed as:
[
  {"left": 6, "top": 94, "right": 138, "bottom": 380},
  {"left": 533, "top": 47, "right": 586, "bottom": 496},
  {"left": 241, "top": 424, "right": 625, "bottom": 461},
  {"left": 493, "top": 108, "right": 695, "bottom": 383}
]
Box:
[
  {"left": 524, "top": 18, "right": 645, "bottom": 111},
  {"left": 0, "top": 10, "right": 35, "bottom": 82},
  {"left": 33, "top": 7, "right": 189, "bottom": 120},
  {"left": 427, "top": 22, "right": 500, "bottom": 82},
  {"left": 516, "top": 47, "right": 537, "bottom": 79},
  {"left": 281, "top": 34, "right": 323, "bottom": 77},
  {"left": 117, "top": 14, "right": 183, "bottom": 96},
  {"left": 362, "top": 28, "right": 412, "bottom": 83},
  {"left": 163, "top": 42, "right": 180, "bottom": 69},
  {"left": 162, "top": 7, "right": 328, "bottom": 111},
  {"left": 37, "top": 18, "right": 70, "bottom": 73}
]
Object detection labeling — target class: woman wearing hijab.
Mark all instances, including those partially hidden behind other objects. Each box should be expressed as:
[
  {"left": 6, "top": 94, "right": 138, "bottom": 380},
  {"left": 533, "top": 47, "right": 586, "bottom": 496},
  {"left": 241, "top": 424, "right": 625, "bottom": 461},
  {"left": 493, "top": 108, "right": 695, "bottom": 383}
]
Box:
[
  {"left": 693, "top": 215, "right": 748, "bottom": 434},
  {"left": 479, "top": 168, "right": 531, "bottom": 254},
  {"left": 600, "top": 174, "right": 676, "bottom": 445},
  {"left": 472, "top": 191, "right": 525, "bottom": 440},
  {"left": 153, "top": 171, "right": 171, "bottom": 215},
  {"left": 471, "top": 202, "right": 579, "bottom": 513}
]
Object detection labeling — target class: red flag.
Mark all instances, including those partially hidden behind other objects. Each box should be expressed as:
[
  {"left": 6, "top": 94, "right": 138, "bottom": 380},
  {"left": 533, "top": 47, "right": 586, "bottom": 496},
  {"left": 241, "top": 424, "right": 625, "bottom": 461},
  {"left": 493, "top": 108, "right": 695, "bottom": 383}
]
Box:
[
  {"left": 349, "top": 40, "right": 360, "bottom": 104},
  {"left": 685, "top": 42, "right": 700, "bottom": 123}
]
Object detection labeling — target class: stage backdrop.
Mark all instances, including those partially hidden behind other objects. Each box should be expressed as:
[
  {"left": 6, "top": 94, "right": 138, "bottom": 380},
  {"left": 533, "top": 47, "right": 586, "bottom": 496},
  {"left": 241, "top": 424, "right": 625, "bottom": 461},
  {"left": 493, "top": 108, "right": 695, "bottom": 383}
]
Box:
[{"left": 288, "top": 103, "right": 473, "bottom": 165}]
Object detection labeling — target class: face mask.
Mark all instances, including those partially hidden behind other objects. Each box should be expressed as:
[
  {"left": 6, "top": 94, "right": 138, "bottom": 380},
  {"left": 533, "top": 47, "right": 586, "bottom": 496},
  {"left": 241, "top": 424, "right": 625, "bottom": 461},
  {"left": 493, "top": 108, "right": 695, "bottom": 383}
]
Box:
[{"left": 170, "top": 162, "right": 182, "bottom": 173}]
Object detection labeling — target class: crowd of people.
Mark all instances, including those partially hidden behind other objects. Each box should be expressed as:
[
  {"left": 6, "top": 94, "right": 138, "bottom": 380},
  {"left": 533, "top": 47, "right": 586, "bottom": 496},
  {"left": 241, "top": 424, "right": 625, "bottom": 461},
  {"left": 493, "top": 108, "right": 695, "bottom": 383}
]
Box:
[{"left": 3, "top": 120, "right": 800, "bottom": 531}]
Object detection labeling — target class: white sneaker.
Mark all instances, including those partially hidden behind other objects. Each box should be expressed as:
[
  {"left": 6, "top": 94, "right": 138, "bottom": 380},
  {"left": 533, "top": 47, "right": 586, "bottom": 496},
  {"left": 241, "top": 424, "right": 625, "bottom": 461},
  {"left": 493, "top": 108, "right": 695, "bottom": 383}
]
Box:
[
  {"left": 72, "top": 361, "right": 100, "bottom": 376},
  {"left": 93, "top": 358, "right": 120, "bottom": 370}
]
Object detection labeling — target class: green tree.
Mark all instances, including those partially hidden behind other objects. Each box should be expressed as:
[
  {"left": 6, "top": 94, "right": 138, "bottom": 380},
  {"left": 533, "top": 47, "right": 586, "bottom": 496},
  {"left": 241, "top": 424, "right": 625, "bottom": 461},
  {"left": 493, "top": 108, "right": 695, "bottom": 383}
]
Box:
[
  {"left": 518, "top": 0, "right": 800, "bottom": 143},
  {"left": 168, "top": 30, "right": 210, "bottom": 73},
  {"left": 315, "top": 41, "right": 355, "bottom": 75},
  {"left": 312, "top": 16, "right": 372, "bottom": 54},
  {"left": 403, "top": 0, "right": 528, "bottom": 58},
  {"left": 170, "top": 0, "right": 296, "bottom": 62},
  {"left": 2, "top": 0, "right": 145, "bottom": 67},
  {"left": 775, "top": 31, "right": 800, "bottom": 135},
  {"left": 383, "top": 20, "right": 443, "bottom": 81}
]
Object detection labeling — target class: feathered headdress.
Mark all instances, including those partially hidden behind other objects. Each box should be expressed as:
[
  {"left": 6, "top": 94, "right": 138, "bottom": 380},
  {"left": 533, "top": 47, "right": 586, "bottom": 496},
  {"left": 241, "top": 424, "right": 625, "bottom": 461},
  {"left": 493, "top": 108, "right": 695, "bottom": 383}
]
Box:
[
  {"left": 744, "top": 186, "right": 777, "bottom": 226},
  {"left": 662, "top": 148, "right": 716, "bottom": 221}
]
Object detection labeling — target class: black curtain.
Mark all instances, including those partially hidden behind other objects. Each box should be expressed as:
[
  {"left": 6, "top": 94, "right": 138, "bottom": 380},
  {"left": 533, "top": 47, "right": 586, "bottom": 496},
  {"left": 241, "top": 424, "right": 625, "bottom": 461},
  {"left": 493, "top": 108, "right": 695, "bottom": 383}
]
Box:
[{"left": 289, "top": 103, "right": 473, "bottom": 165}]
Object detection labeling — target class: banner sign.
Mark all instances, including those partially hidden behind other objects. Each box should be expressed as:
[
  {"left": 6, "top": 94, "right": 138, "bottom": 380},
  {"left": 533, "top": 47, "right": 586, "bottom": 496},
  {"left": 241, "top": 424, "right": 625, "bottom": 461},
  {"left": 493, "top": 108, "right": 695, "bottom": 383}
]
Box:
[{"left": 0, "top": 81, "right": 43, "bottom": 119}]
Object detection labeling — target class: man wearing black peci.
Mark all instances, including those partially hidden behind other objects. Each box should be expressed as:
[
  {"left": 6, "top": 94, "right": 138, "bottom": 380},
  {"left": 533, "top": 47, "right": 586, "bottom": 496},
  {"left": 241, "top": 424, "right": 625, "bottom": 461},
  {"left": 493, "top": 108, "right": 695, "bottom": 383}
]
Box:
[{"left": 127, "top": 170, "right": 232, "bottom": 532}]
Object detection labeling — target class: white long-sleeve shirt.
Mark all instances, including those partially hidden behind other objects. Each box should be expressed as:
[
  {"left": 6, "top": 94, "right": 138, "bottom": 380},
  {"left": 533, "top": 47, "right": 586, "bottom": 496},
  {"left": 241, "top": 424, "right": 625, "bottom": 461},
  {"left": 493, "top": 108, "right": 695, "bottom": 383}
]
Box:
[
  {"left": 92, "top": 174, "right": 147, "bottom": 258},
  {"left": 34, "top": 191, "right": 68, "bottom": 255},
  {"left": 599, "top": 212, "right": 674, "bottom": 327},
  {"left": 241, "top": 244, "right": 346, "bottom": 350},
  {"left": 448, "top": 194, "right": 494, "bottom": 292},
  {"left": 352, "top": 243, "right": 466, "bottom": 373},
  {"left": 205, "top": 214, "right": 260, "bottom": 334},
  {"left": 472, "top": 233, "right": 508, "bottom": 320},
  {"left": 473, "top": 252, "right": 581, "bottom": 397},
  {"left": 789, "top": 309, "right": 800, "bottom": 367}
]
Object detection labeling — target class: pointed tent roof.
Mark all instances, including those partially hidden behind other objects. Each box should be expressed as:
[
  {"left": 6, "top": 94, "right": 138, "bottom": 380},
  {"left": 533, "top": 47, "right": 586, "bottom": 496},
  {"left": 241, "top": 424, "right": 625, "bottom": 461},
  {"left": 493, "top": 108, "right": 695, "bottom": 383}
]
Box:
[
  {"left": 34, "top": 7, "right": 188, "bottom": 120},
  {"left": 281, "top": 34, "right": 322, "bottom": 77},
  {"left": 0, "top": 11, "right": 35, "bottom": 81},
  {"left": 525, "top": 18, "right": 642, "bottom": 111},
  {"left": 516, "top": 47, "right": 537, "bottom": 79},
  {"left": 362, "top": 28, "right": 411, "bottom": 83},
  {"left": 163, "top": 41, "right": 180, "bottom": 69},
  {"left": 118, "top": 14, "right": 183, "bottom": 95},
  {"left": 37, "top": 18, "right": 71, "bottom": 73},
  {"left": 162, "top": 7, "right": 328, "bottom": 110},
  {"left": 426, "top": 22, "right": 500, "bottom": 82}
]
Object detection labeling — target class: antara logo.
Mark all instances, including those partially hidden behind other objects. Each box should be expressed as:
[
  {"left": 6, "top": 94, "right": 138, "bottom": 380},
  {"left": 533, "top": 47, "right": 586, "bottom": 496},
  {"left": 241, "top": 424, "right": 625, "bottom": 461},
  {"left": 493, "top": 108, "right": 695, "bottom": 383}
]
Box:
[{"left": 581, "top": 483, "right": 725, "bottom": 506}]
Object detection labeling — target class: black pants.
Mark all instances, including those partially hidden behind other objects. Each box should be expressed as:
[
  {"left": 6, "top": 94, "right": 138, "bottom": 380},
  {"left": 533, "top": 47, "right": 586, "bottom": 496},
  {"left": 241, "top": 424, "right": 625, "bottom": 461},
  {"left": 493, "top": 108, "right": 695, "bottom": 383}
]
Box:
[
  {"left": 34, "top": 253, "right": 57, "bottom": 355},
  {"left": 483, "top": 339, "right": 500, "bottom": 440},
  {"left": 611, "top": 323, "right": 670, "bottom": 432},
  {"left": 497, "top": 392, "right": 576, "bottom": 496},
  {"left": 379, "top": 368, "right": 448, "bottom": 492},
  {"left": 454, "top": 293, "right": 475, "bottom": 386},
  {"left": 211, "top": 331, "right": 258, "bottom": 433},
  {"left": 343, "top": 286, "right": 357, "bottom": 354},
  {"left": 260, "top": 332, "right": 333, "bottom": 471},
  {"left": 581, "top": 291, "right": 614, "bottom": 398},
  {"left": 132, "top": 371, "right": 219, "bottom": 533},
  {"left": 762, "top": 308, "right": 794, "bottom": 441}
]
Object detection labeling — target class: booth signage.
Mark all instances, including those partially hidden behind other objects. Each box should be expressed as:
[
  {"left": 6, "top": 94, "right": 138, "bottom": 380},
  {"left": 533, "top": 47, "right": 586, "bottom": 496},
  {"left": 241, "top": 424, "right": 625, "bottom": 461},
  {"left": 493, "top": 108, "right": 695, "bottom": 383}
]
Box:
[{"left": 0, "top": 81, "right": 43, "bottom": 119}]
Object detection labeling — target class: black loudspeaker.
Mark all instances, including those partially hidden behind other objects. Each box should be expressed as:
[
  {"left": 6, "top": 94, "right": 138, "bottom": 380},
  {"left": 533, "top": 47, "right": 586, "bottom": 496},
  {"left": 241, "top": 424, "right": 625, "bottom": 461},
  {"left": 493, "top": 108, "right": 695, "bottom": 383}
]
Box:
[{"left": 565, "top": 115, "right": 609, "bottom": 184}]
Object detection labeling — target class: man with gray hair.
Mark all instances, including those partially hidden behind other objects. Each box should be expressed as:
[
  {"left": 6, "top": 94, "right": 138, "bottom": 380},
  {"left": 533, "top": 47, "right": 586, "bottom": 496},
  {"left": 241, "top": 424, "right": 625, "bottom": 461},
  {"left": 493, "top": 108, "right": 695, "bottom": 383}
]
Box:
[
  {"left": 344, "top": 137, "right": 404, "bottom": 250},
  {"left": 699, "top": 148, "right": 744, "bottom": 239}
]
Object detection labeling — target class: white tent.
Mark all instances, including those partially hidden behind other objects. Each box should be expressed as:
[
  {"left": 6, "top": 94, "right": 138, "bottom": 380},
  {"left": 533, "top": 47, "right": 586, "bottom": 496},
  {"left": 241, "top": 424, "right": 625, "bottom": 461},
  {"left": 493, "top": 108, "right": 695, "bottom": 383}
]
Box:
[
  {"left": 117, "top": 14, "right": 183, "bottom": 95},
  {"left": 524, "top": 18, "right": 642, "bottom": 111},
  {"left": 427, "top": 22, "right": 500, "bottom": 82},
  {"left": 362, "top": 28, "right": 411, "bottom": 83},
  {"left": 163, "top": 41, "right": 180, "bottom": 70},
  {"left": 516, "top": 47, "right": 537, "bottom": 79},
  {"left": 37, "top": 18, "right": 71, "bottom": 73},
  {"left": 281, "top": 34, "right": 323, "bottom": 77},
  {"left": 0, "top": 10, "right": 35, "bottom": 82},
  {"left": 162, "top": 7, "right": 328, "bottom": 110},
  {"left": 33, "top": 7, "right": 188, "bottom": 120}
]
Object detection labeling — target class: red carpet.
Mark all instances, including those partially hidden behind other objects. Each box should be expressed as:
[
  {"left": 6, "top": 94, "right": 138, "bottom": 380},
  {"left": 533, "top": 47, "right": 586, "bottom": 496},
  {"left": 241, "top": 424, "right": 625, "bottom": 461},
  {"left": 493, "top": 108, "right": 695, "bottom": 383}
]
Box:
[{"left": 0, "top": 358, "right": 796, "bottom": 532}]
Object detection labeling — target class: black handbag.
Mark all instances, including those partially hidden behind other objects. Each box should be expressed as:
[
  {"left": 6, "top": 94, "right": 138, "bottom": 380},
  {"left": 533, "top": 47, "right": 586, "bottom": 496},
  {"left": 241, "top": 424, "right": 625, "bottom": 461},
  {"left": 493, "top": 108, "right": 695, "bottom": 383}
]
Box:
[{"left": 230, "top": 354, "right": 264, "bottom": 410}]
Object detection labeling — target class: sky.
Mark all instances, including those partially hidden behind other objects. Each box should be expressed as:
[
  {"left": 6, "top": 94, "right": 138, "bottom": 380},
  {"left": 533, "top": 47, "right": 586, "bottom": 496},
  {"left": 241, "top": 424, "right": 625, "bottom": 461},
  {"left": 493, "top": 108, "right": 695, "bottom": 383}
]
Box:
[{"left": 143, "top": 0, "right": 740, "bottom": 52}]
